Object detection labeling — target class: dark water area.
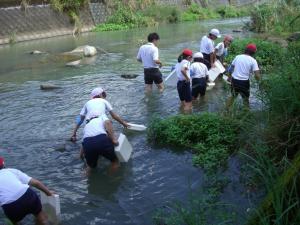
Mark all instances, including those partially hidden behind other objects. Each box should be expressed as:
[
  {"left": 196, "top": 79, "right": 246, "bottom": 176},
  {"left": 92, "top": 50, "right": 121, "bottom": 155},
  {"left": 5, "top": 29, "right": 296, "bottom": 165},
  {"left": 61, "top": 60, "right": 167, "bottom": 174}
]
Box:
[{"left": 0, "top": 18, "right": 261, "bottom": 225}]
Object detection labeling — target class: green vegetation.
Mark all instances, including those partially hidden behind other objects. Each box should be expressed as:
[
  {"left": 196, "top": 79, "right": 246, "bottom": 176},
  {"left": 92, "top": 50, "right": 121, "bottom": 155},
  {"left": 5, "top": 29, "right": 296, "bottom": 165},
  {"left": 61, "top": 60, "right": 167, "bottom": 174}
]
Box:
[
  {"left": 93, "top": 2, "right": 251, "bottom": 32},
  {"left": 225, "top": 38, "right": 285, "bottom": 72},
  {"left": 148, "top": 113, "right": 239, "bottom": 173},
  {"left": 250, "top": 0, "right": 300, "bottom": 33}
]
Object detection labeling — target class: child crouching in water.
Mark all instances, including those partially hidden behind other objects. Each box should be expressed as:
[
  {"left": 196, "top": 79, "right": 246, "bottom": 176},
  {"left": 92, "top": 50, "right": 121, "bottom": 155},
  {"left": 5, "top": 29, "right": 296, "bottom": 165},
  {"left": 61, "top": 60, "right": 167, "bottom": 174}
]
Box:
[
  {"left": 190, "top": 52, "right": 209, "bottom": 100},
  {"left": 175, "top": 49, "right": 193, "bottom": 111}
]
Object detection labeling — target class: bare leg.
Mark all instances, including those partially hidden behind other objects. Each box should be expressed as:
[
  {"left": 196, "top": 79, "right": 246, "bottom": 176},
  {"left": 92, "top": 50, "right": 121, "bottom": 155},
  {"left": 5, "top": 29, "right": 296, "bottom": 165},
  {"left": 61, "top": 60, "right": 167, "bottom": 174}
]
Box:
[
  {"left": 242, "top": 97, "right": 250, "bottom": 109},
  {"left": 145, "top": 84, "right": 153, "bottom": 93},
  {"left": 79, "top": 146, "right": 84, "bottom": 160},
  {"left": 183, "top": 101, "right": 192, "bottom": 112},
  {"left": 104, "top": 120, "right": 118, "bottom": 146},
  {"left": 35, "top": 211, "right": 48, "bottom": 225},
  {"left": 225, "top": 95, "right": 237, "bottom": 110},
  {"left": 156, "top": 82, "right": 164, "bottom": 93},
  {"left": 109, "top": 160, "right": 120, "bottom": 174}
]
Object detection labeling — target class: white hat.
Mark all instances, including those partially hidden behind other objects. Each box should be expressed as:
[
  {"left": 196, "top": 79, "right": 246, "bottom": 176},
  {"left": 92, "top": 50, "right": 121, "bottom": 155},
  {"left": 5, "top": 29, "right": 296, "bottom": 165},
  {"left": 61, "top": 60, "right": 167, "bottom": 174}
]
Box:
[
  {"left": 210, "top": 28, "right": 221, "bottom": 38},
  {"left": 90, "top": 87, "right": 104, "bottom": 98},
  {"left": 193, "top": 52, "right": 203, "bottom": 58}
]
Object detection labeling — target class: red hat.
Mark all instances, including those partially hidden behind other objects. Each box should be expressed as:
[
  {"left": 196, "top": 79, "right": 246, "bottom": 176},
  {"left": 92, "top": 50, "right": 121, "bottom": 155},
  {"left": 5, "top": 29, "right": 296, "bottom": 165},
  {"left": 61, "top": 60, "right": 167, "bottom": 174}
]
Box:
[
  {"left": 0, "top": 157, "right": 4, "bottom": 168},
  {"left": 182, "top": 49, "right": 193, "bottom": 56},
  {"left": 246, "top": 43, "right": 257, "bottom": 52}
]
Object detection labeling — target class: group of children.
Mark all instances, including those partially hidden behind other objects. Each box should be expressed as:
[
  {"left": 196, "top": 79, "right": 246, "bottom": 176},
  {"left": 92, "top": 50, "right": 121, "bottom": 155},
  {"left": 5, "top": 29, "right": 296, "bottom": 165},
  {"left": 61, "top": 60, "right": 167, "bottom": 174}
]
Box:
[{"left": 175, "top": 28, "right": 233, "bottom": 111}]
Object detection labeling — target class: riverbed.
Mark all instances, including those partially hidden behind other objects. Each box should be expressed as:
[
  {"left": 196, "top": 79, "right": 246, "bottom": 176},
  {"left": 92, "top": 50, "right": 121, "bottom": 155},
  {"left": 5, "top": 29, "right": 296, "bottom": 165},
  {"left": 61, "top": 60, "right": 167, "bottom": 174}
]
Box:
[{"left": 0, "top": 18, "right": 260, "bottom": 225}]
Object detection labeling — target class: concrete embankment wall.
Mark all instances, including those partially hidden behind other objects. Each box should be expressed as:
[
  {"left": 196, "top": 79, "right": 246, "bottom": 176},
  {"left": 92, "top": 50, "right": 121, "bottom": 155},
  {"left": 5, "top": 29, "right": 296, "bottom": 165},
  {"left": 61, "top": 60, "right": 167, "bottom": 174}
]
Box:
[{"left": 0, "top": 0, "right": 257, "bottom": 45}]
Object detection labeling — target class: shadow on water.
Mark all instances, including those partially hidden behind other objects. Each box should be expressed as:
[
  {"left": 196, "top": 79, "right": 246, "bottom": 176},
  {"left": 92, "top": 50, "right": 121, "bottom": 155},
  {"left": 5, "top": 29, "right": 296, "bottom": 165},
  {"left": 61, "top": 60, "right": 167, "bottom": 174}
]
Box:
[{"left": 0, "top": 18, "right": 263, "bottom": 225}]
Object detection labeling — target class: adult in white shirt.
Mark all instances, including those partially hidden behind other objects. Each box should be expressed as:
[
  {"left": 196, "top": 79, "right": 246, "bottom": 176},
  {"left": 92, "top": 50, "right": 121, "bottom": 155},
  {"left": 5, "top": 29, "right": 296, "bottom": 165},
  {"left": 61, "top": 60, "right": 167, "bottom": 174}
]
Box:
[
  {"left": 176, "top": 49, "right": 193, "bottom": 111},
  {"left": 137, "top": 33, "right": 164, "bottom": 93},
  {"left": 215, "top": 35, "right": 233, "bottom": 64},
  {"left": 226, "top": 43, "right": 260, "bottom": 108},
  {"left": 0, "top": 157, "right": 53, "bottom": 225},
  {"left": 71, "top": 87, "right": 128, "bottom": 146},
  {"left": 81, "top": 115, "right": 119, "bottom": 173},
  {"left": 190, "top": 52, "right": 209, "bottom": 99},
  {"left": 200, "top": 28, "right": 221, "bottom": 69}
]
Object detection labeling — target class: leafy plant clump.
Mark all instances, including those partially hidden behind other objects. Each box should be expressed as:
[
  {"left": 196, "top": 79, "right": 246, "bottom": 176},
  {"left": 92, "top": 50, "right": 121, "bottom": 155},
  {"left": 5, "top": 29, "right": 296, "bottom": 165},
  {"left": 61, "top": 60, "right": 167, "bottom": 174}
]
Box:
[
  {"left": 147, "top": 113, "right": 239, "bottom": 173},
  {"left": 225, "top": 38, "right": 285, "bottom": 72}
]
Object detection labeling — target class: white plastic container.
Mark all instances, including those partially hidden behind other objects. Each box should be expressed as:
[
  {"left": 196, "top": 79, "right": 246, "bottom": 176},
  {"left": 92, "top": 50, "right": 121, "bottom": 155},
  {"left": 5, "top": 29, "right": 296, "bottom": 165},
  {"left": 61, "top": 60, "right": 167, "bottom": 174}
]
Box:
[
  {"left": 40, "top": 192, "right": 61, "bottom": 224},
  {"left": 208, "top": 60, "right": 225, "bottom": 82},
  {"left": 127, "top": 123, "right": 147, "bottom": 131},
  {"left": 114, "top": 133, "right": 133, "bottom": 162},
  {"left": 164, "top": 70, "right": 177, "bottom": 86},
  {"left": 222, "top": 75, "right": 231, "bottom": 85},
  {"left": 206, "top": 82, "right": 215, "bottom": 90}
]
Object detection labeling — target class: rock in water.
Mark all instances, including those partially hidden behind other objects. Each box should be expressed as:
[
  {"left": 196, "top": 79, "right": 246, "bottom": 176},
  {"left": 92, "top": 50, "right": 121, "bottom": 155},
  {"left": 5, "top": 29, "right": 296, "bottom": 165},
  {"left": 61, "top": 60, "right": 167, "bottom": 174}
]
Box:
[
  {"left": 83, "top": 46, "right": 97, "bottom": 57},
  {"left": 30, "top": 50, "right": 46, "bottom": 54},
  {"left": 121, "top": 74, "right": 139, "bottom": 79},
  {"left": 40, "top": 84, "right": 61, "bottom": 90},
  {"left": 66, "top": 60, "right": 81, "bottom": 67}
]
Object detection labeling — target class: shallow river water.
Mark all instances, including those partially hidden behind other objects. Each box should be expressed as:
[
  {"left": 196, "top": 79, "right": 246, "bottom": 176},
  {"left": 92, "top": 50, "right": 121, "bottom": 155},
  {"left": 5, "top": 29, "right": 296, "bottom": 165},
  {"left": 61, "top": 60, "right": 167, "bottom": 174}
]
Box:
[{"left": 0, "top": 18, "right": 260, "bottom": 225}]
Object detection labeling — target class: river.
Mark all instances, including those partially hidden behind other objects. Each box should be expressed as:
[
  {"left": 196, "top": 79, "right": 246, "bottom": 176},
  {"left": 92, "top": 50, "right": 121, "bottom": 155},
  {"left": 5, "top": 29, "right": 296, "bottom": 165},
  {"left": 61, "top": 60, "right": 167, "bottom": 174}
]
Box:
[{"left": 0, "top": 17, "right": 259, "bottom": 225}]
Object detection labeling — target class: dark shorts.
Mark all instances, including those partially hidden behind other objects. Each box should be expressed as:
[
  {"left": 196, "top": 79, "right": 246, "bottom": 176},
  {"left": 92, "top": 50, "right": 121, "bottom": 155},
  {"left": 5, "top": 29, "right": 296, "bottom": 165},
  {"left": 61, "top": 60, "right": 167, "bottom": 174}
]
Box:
[
  {"left": 202, "top": 53, "right": 212, "bottom": 70},
  {"left": 192, "top": 77, "right": 207, "bottom": 98},
  {"left": 82, "top": 134, "right": 117, "bottom": 168},
  {"left": 144, "top": 68, "right": 163, "bottom": 85},
  {"left": 177, "top": 80, "right": 192, "bottom": 102},
  {"left": 231, "top": 78, "right": 250, "bottom": 98},
  {"left": 2, "top": 188, "right": 42, "bottom": 223}
]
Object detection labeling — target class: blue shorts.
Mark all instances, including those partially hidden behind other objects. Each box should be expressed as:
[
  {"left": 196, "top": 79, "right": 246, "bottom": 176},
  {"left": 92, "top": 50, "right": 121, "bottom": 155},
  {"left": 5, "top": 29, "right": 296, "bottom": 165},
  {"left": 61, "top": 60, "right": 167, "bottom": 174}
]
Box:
[
  {"left": 192, "top": 77, "right": 207, "bottom": 98},
  {"left": 177, "top": 80, "right": 192, "bottom": 102},
  {"left": 2, "top": 188, "right": 42, "bottom": 223},
  {"left": 82, "top": 134, "right": 117, "bottom": 168}
]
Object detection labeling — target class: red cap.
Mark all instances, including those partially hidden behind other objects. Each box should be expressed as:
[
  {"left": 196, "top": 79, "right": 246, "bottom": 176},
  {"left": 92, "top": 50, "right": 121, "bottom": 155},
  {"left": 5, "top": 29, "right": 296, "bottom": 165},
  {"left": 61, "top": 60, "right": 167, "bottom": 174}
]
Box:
[
  {"left": 246, "top": 43, "right": 257, "bottom": 52},
  {"left": 0, "top": 157, "right": 4, "bottom": 168},
  {"left": 182, "top": 49, "right": 193, "bottom": 56}
]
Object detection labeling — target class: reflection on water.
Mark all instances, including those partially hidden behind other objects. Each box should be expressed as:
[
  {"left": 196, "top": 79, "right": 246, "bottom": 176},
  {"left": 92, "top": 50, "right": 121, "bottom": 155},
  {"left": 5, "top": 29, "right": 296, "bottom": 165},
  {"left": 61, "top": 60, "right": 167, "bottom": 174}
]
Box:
[{"left": 0, "top": 18, "right": 260, "bottom": 225}]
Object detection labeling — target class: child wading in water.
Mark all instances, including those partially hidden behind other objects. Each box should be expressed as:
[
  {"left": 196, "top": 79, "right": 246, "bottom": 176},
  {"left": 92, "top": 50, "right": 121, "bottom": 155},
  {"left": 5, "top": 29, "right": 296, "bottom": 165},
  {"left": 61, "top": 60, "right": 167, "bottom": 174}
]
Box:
[
  {"left": 190, "top": 52, "right": 209, "bottom": 100},
  {"left": 175, "top": 49, "right": 193, "bottom": 112},
  {"left": 215, "top": 35, "right": 233, "bottom": 64}
]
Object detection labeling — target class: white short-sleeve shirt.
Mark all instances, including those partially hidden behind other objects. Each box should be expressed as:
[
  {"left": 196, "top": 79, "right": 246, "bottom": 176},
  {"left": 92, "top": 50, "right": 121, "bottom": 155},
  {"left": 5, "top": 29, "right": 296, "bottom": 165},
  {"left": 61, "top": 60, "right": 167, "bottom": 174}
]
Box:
[
  {"left": 0, "top": 168, "right": 31, "bottom": 206},
  {"left": 83, "top": 115, "right": 109, "bottom": 139},
  {"left": 215, "top": 42, "right": 226, "bottom": 57},
  {"left": 190, "top": 62, "right": 208, "bottom": 79},
  {"left": 200, "top": 35, "right": 215, "bottom": 54},
  {"left": 232, "top": 54, "right": 259, "bottom": 80},
  {"left": 137, "top": 43, "right": 159, "bottom": 68},
  {"left": 80, "top": 98, "right": 113, "bottom": 120},
  {"left": 176, "top": 59, "right": 191, "bottom": 81}
]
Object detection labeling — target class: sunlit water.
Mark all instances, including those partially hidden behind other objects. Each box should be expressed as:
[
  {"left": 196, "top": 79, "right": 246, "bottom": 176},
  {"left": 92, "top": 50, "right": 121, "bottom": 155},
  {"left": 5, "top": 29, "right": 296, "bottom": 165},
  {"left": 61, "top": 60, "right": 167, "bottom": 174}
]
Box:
[{"left": 0, "top": 18, "right": 261, "bottom": 225}]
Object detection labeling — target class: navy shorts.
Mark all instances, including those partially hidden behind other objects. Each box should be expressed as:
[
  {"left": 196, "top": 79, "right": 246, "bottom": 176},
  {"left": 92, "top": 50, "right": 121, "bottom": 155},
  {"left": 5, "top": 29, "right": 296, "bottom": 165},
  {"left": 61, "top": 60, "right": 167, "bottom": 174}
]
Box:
[
  {"left": 144, "top": 68, "right": 163, "bottom": 84},
  {"left": 231, "top": 78, "right": 250, "bottom": 98},
  {"left": 82, "top": 134, "right": 117, "bottom": 168},
  {"left": 192, "top": 77, "right": 207, "bottom": 98},
  {"left": 2, "top": 188, "right": 42, "bottom": 223},
  {"left": 177, "top": 80, "right": 192, "bottom": 102},
  {"left": 202, "top": 53, "right": 212, "bottom": 70}
]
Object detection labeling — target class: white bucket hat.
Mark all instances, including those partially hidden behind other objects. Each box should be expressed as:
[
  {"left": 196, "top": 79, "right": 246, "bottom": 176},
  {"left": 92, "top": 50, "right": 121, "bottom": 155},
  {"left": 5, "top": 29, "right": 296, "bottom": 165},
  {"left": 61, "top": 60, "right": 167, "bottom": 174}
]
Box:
[
  {"left": 90, "top": 87, "right": 104, "bottom": 98},
  {"left": 193, "top": 52, "right": 203, "bottom": 58},
  {"left": 210, "top": 28, "right": 221, "bottom": 38}
]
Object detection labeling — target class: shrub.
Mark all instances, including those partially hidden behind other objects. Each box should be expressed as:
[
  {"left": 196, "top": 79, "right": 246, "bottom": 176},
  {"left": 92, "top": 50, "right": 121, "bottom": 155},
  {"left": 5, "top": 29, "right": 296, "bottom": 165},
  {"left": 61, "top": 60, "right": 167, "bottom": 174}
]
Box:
[{"left": 147, "top": 113, "right": 239, "bottom": 172}]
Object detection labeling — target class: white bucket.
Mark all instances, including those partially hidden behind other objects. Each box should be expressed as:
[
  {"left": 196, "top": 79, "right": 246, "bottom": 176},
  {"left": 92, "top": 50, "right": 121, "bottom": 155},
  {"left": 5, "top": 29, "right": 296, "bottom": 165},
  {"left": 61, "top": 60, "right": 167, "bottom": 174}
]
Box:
[
  {"left": 127, "top": 123, "right": 147, "bottom": 131},
  {"left": 114, "top": 133, "right": 133, "bottom": 162},
  {"left": 40, "top": 192, "right": 61, "bottom": 224},
  {"left": 208, "top": 60, "right": 225, "bottom": 82},
  {"left": 206, "top": 82, "right": 215, "bottom": 90}
]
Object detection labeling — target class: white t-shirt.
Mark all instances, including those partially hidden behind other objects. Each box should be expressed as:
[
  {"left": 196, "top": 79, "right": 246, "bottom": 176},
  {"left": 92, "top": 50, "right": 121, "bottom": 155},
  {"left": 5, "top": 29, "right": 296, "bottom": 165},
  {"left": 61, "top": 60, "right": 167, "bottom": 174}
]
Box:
[
  {"left": 215, "top": 42, "right": 227, "bottom": 57},
  {"left": 176, "top": 59, "right": 190, "bottom": 81},
  {"left": 200, "top": 35, "right": 215, "bottom": 54},
  {"left": 232, "top": 54, "right": 259, "bottom": 80},
  {"left": 80, "top": 98, "right": 113, "bottom": 120},
  {"left": 0, "top": 168, "right": 31, "bottom": 206},
  {"left": 137, "top": 43, "right": 159, "bottom": 68},
  {"left": 190, "top": 62, "right": 208, "bottom": 79},
  {"left": 83, "top": 115, "right": 109, "bottom": 139}
]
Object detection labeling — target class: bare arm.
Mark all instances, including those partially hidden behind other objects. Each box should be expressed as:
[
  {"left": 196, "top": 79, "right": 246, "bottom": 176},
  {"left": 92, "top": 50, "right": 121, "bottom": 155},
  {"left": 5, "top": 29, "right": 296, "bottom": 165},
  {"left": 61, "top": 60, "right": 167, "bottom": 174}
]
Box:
[
  {"left": 71, "top": 115, "right": 85, "bottom": 141},
  {"left": 154, "top": 59, "right": 162, "bottom": 68},
  {"left": 109, "top": 111, "right": 128, "bottom": 128},
  {"left": 29, "top": 178, "right": 52, "bottom": 196},
  {"left": 254, "top": 70, "right": 260, "bottom": 81},
  {"left": 210, "top": 52, "right": 216, "bottom": 67},
  {"left": 181, "top": 67, "right": 190, "bottom": 82}
]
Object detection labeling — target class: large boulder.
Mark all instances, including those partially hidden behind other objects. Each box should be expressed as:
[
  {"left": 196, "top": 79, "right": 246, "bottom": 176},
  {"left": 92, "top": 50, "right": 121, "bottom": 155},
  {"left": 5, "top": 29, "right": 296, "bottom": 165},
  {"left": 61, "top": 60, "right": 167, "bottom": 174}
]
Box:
[{"left": 83, "top": 45, "right": 97, "bottom": 57}]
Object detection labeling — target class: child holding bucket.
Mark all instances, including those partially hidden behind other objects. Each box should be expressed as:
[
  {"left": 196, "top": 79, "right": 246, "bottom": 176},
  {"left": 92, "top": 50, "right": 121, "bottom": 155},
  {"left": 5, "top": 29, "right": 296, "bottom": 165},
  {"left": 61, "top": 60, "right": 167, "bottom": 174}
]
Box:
[
  {"left": 175, "top": 49, "right": 193, "bottom": 111},
  {"left": 190, "top": 52, "right": 209, "bottom": 100}
]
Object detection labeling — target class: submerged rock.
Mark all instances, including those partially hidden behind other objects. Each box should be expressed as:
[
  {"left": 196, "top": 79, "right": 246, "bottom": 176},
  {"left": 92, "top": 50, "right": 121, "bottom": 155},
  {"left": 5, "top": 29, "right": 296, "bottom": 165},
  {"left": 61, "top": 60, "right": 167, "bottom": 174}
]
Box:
[
  {"left": 121, "top": 74, "right": 139, "bottom": 79},
  {"left": 232, "top": 29, "right": 243, "bottom": 33},
  {"left": 40, "top": 84, "right": 61, "bottom": 90},
  {"left": 30, "top": 50, "right": 47, "bottom": 54},
  {"left": 66, "top": 60, "right": 81, "bottom": 67}
]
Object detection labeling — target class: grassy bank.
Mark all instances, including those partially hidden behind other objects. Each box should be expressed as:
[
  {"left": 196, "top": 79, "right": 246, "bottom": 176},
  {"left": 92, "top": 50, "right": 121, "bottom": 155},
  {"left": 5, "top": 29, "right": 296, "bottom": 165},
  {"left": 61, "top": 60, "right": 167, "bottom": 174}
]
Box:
[{"left": 93, "top": 2, "right": 250, "bottom": 32}]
